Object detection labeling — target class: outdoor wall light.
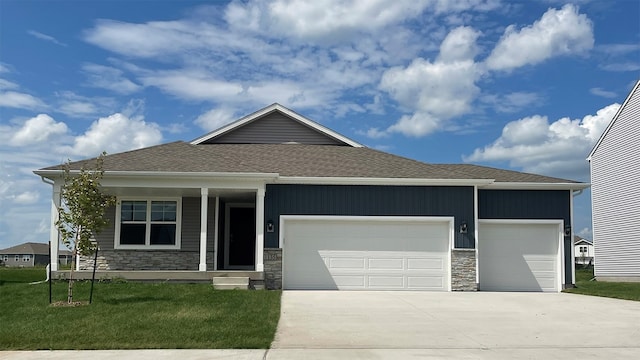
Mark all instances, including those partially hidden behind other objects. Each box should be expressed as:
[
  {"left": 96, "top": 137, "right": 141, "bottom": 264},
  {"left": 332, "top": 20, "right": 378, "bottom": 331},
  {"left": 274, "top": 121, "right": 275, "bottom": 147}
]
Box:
[
  {"left": 564, "top": 225, "right": 572, "bottom": 237},
  {"left": 459, "top": 222, "right": 468, "bottom": 234},
  {"left": 266, "top": 220, "right": 275, "bottom": 233}
]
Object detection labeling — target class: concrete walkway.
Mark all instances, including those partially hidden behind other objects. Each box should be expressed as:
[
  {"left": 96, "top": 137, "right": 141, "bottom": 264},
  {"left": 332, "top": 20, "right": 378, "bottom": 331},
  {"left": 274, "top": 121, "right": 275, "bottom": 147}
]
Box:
[{"left": 3, "top": 291, "right": 640, "bottom": 359}]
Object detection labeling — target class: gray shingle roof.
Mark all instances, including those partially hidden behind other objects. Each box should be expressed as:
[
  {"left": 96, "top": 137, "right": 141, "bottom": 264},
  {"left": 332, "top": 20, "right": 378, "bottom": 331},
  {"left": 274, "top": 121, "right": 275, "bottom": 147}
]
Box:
[
  {"left": 0, "top": 242, "right": 72, "bottom": 256},
  {"left": 40, "top": 142, "right": 579, "bottom": 184}
]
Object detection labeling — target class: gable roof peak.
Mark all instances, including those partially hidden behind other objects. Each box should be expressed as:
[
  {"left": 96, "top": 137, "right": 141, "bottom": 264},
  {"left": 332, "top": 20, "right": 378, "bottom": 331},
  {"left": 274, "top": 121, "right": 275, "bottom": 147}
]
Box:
[
  {"left": 588, "top": 79, "right": 640, "bottom": 160},
  {"left": 190, "top": 104, "right": 364, "bottom": 147}
]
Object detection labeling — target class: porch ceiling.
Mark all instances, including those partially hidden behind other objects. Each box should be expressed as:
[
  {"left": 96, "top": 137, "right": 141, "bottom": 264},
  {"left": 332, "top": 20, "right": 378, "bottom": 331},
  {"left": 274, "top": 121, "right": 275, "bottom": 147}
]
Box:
[{"left": 105, "top": 187, "right": 256, "bottom": 200}]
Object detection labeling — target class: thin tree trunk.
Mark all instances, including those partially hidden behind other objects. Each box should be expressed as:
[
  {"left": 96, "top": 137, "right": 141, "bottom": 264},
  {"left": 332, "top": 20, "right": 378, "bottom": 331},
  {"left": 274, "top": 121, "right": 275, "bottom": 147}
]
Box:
[{"left": 67, "top": 232, "right": 79, "bottom": 304}]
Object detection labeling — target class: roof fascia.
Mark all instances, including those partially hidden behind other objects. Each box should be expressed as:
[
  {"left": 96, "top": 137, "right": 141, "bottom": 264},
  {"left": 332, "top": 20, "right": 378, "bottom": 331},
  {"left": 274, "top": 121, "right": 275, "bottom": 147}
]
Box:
[
  {"left": 480, "top": 182, "right": 590, "bottom": 190},
  {"left": 587, "top": 80, "right": 640, "bottom": 161},
  {"left": 35, "top": 170, "right": 279, "bottom": 180},
  {"left": 276, "top": 176, "right": 494, "bottom": 186},
  {"left": 190, "top": 103, "right": 364, "bottom": 147}
]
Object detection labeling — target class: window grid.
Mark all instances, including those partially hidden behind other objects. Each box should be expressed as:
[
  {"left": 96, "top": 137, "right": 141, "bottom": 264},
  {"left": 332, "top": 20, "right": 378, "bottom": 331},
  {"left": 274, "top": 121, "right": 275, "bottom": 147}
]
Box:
[{"left": 118, "top": 199, "right": 180, "bottom": 248}]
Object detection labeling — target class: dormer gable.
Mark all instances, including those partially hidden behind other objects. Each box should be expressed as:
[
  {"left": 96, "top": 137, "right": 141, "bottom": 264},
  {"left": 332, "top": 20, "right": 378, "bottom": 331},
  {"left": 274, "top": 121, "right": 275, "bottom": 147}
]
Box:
[{"left": 191, "top": 103, "right": 363, "bottom": 147}]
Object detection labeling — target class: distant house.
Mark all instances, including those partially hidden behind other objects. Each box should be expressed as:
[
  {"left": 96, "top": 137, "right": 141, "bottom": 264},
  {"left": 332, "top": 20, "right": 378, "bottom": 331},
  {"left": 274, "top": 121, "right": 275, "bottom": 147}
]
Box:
[
  {"left": 0, "top": 242, "right": 72, "bottom": 267},
  {"left": 588, "top": 80, "right": 640, "bottom": 281},
  {"left": 574, "top": 236, "right": 593, "bottom": 265}
]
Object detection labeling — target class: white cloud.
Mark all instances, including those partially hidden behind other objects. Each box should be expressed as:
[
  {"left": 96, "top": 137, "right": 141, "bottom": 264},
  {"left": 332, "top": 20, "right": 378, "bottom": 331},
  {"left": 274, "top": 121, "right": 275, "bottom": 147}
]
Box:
[
  {"left": 0, "top": 91, "right": 46, "bottom": 110},
  {"left": 485, "top": 4, "right": 593, "bottom": 71},
  {"left": 376, "top": 26, "right": 481, "bottom": 137},
  {"left": 64, "top": 113, "right": 163, "bottom": 156},
  {"left": 226, "top": 0, "right": 499, "bottom": 43},
  {"left": 140, "top": 69, "right": 243, "bottom": 101},
  {"left": 464, "top": 103, "right": 620, "bottom": 179},
  {"left": 13, "top": 191, "right": 39, "bottom": 204},
  {"left": 195, "top": 107, "right": 237, "bottom": 131},
  {"left": 481, "top": 91, "right": 542, "bottom": 113},
  {"left": 9, "top": 114, "right": 69, "bottom": 146},
  {"left": 27, "top": 30, "right": 67, "bottom": 46},
  {"left": 82, "top": 63, "right": 142, "bottom": 94},
  {"left": 438, "top": 26, "right": 481, "bottom": 62},
  {"left": 54, "top": 91, "right": 117, "bottom": 118},
  {"left": 0, "top": 78, "right": 18, "bottom": 90},
  {"left": 589, "top": 87, "right": 617, "bottom": 99},
  {"left": 599, "top": 62, "right": 640, "bottom": 72}
]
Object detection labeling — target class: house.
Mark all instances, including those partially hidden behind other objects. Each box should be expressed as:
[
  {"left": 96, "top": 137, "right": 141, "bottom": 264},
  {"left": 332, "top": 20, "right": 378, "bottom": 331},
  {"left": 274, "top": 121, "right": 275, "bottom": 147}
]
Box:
[
  {"left": 574, "top": 236, "right": 593, "bottom": 265},
  {"left": 0, "top": 242, "right": 72, "bottom": 267},
  {"left": 35, "top": 103, "right": 588, "bottom": 292},
  {"left": 588, "top": 80, "right": 640, "bottom": 282}
]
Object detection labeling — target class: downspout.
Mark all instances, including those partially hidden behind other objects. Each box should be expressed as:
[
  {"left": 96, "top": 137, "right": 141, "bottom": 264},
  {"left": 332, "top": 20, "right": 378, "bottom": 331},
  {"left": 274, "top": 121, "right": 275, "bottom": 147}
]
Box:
[{"left": 41, "top": 176, "right": 54, "bottom": 186}]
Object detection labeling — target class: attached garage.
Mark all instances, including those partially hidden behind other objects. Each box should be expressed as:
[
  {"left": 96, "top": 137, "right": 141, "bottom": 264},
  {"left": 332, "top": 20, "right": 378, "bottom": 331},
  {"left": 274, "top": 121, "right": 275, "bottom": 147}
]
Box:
[
  {"left": 478, "top": 220, "right": 563, "bottom": 292},
  {"left": 281, "top": 216, "right": 452, "bottom": 291}
]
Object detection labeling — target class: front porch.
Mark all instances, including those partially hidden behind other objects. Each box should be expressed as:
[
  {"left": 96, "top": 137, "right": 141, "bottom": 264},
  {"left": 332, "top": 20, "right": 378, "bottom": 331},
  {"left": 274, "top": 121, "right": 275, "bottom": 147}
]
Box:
[{"left": 47, "top": 175, "right": 275, "bottom": 277}]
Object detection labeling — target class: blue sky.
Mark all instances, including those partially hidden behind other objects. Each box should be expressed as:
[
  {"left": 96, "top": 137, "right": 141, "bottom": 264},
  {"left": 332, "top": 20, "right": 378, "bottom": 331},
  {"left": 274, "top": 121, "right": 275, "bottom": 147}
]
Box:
[{"left": 0, "top": 0, "right": 638, "bottom": 250}]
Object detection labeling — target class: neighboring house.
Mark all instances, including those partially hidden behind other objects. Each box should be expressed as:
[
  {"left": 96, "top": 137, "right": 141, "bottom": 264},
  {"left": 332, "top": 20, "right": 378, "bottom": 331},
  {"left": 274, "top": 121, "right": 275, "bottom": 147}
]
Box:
[
  {"left": 35, "top": 103, "right": 588, "bottom": 292},
  {"left": 0, "top": 242, "right": 72, "bottom": 267},
  {"left": 574, "top": 236, "right": 594, "bottom": 265},
  {"left": 588, "top": 80, "right": 640, "bottom": 282}
]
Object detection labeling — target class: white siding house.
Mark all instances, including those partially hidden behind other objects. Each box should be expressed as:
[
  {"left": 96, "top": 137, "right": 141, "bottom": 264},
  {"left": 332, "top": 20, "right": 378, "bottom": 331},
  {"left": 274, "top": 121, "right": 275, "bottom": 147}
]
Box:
[
  {"left": 574, "top": 236, "right": 593, "bottom": 265},
  {"left": 588, "top": 80, "right": 640, "bottom": 281}
]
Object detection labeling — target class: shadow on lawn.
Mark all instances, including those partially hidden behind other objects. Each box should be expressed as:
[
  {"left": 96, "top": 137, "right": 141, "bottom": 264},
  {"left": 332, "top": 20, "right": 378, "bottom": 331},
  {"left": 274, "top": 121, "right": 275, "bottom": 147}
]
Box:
[{"left": 102, "top": 295, "right": 173, "bottom": 305}]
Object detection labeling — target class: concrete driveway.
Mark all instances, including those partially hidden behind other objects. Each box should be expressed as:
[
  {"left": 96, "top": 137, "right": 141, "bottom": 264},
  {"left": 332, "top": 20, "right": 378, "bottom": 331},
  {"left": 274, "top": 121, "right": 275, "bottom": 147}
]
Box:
[{"left": 270, "top": 291, "right": 640, "bottom": 358}]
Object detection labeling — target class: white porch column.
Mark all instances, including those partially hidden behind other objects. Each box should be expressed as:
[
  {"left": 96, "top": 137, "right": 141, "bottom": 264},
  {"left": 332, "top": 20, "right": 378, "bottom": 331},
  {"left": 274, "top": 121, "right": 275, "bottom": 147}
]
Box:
[
  {"left": 255, "top": 187, "right": 265, "bottom": 272},
  {"left": 213, "top": 197, "right": 219, "bottom": 271},
  {"left": 199, "top": 188, "right": 209, "bottom": 271},
  {"left": 49, "top": 181, "right": 62, "bottom": 271}
]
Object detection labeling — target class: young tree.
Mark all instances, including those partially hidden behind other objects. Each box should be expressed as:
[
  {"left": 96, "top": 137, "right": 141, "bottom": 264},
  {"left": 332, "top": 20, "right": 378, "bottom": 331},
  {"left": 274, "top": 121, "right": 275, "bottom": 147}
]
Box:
[{"left": 56, "top": 153, "right": 115, "bottom": 303}]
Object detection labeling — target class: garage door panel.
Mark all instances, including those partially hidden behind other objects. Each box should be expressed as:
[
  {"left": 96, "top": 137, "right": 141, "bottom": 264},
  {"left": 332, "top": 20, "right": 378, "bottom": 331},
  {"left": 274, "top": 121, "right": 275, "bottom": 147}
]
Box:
[
  {"left": 478, "top": 222, "right": 560, "bottom": 292},
  {"left": 283, "top": 218, "right": 451, "bottom": 291},
  {"left": 407, "top": 276, "right": 445, "bottom": 289},
  {"left": 369, "top": 258, "right": 404, "bottom": 270},
  {"left": 368, "top": 275, "right": 404, "bottom": 288}
]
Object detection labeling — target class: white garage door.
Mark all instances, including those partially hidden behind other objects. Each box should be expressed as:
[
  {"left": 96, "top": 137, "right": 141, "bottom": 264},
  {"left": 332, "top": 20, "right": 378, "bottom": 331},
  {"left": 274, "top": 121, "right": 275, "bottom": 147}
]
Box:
[
  {"left": 282, "top": 216, "right": 452, "bottom": 291},
  {"left": 478, "top": 221, "right": 562, "bottom": 292}
]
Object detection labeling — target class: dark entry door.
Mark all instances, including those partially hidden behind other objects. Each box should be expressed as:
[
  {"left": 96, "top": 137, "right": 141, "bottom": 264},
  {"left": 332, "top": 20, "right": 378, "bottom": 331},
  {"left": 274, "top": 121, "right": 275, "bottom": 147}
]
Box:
[{"left": 228, "top": 206, "right": 256, "bottom": 268}]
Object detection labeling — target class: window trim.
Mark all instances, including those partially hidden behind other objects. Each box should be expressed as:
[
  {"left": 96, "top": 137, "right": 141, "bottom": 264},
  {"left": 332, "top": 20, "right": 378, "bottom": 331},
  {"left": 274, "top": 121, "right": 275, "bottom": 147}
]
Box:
[
  {"left": 114, "top": 197, "right": 182, "bottom": 250},
  {"left": 23, "top": 254, "right": 31, "bottom": 262}
]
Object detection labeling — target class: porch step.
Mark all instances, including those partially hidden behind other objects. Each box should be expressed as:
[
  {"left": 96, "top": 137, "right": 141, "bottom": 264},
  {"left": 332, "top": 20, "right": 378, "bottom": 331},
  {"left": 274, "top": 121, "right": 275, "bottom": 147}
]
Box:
[{"left": 212, "top": 276, "right": 249, "bottom": 290}]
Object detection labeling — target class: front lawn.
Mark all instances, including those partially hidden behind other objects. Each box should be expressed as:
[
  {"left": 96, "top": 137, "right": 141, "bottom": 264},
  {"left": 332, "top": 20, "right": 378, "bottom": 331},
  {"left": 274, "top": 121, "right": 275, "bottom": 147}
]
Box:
[
  {"left": 0, "top": 266, "right": 47, "bottom": 284},
  {"left": 564, "top": 266, "right": 640, "bottom": 301},
  {"left": 0, "top": 270, "right": 281, "bottom": 349}
]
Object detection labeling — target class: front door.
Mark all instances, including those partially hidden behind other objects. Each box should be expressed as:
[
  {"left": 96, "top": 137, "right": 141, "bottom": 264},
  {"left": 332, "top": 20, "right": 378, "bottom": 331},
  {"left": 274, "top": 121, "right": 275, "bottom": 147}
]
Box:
[{"left": 224, "top": 204, "right": 256, "bottom": 269}]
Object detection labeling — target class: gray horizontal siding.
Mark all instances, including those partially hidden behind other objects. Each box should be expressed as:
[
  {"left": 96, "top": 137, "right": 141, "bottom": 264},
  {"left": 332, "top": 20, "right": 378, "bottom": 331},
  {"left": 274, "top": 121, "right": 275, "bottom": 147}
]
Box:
[
  {"left": 265, "top": 184, "right": 474, "bottom": 248},
  {"left": 181, "top": 197, "right": 200, "bottom": 252},
  {"left": 478, "top": 189, "right": 572, "bottom": 285},
  {"left": 204, "top": 112, "right": 345, "bottom": 145},
  {"left": 591, "top": 84, "right": 640, "bottom": 277},
  {"left": 95, "top": 206, "right": 116, "bottom": 251}
]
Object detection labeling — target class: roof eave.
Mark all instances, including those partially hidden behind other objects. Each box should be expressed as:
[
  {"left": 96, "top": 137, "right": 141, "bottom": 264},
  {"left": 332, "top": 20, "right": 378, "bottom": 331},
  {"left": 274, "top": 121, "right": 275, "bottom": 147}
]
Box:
[
  {"left": 276, "top": 176, "right": 495, "bottom": 186},
  {"left": 35, "top": 170, "right": 281, "bottom": 181},
  {"left": 481, "top": 182, "right": 590, "bottom": 190}
]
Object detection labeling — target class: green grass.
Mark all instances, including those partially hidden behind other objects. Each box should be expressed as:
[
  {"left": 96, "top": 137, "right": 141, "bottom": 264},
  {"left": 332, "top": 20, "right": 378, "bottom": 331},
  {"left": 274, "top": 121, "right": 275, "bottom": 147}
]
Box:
[
  {"left": 0, "top": 266, "right": 47, "bottom": 284},
  {"left": 564, "top": 266, "right": 640, "bottom": 301},
  {"left": 0, "top": 274, "right": 281, "bottom": 350}
]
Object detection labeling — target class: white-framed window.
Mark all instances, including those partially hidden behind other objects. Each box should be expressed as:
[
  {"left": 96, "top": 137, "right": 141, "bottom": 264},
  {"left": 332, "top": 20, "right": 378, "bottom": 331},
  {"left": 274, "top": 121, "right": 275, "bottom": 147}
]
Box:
[
  {"left": 115, "top": 198, "right": 182, "bottom": 249},
  {"left": 579, "top": 246, "right": 587, "bottom": 253},
  {"left": 23, "top": 255, "right": 31, "bottom": 262},
  {"left": 2, "top": 255, "right": 7, "bottom": 262},
  {"left": 15, "top": 255, "right": 19, "bottom": 262}
]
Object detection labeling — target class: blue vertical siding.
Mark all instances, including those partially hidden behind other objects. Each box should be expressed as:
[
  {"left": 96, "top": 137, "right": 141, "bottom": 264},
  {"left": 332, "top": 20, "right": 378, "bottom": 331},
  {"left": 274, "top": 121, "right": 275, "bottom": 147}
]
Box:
[
  {"left": 264, "top": 184, "right": 474, "bottom": 248},
  {"left": 478, "top": 189, "right": 573, "bottom": 286}
]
